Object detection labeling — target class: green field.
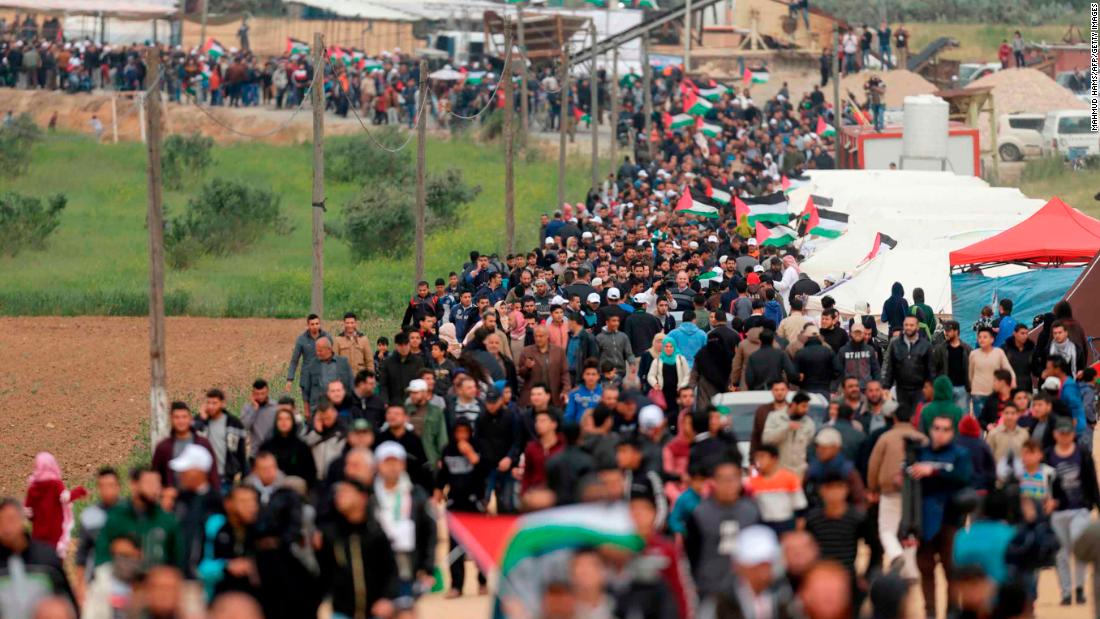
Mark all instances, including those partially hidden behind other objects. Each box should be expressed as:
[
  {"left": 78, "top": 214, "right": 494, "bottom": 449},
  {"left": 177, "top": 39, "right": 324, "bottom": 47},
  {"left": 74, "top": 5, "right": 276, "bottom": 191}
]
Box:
[
  {"left": 0, "top": 132, "right": 592, "bottom": 321},
  {"left": 907, "top": 22, "right": 1078, "bottom": 63}
]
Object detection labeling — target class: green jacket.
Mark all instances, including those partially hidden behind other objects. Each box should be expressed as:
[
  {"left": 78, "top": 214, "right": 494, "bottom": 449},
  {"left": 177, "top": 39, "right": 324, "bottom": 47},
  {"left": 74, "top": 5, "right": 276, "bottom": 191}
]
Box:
[
  {"left": 95, "top": 499, "right": 181, "bottom": 567},
  {"left": 919, "top": 375, "right": 964, "bottom": 436},
  {"left": 909, "top": 303, "right": 936, "bottom": 337},
  {"left": 407, "top": 402, "right": 448, "bottom": 468}
]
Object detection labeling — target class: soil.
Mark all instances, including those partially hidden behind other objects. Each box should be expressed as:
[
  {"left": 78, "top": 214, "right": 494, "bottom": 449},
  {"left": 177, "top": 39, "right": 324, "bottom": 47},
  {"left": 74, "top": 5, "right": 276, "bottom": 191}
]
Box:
[
  {"left": 0, "top": 316, "right": 300, "bottom": 496},
  {"left": 969, "top": 67, "right": 1088, "bottom": 115}
]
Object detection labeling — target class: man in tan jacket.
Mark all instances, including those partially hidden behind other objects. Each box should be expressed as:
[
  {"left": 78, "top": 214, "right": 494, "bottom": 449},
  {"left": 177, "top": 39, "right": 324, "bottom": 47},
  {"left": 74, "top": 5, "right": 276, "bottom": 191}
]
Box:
[
  {"left": 334, "top": 312, "right": 374, "bottom": 374},
  {"left": 867, "top": 406, "right": 926, "bottom": 576}
]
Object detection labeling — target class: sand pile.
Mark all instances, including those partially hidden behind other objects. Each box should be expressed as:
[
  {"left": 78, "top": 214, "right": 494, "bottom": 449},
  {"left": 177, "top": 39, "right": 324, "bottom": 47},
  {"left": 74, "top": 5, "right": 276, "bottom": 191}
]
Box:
[
  {"left": 840, "top": 69, "right": 937, "bottom": 108},
  {"left": 969, "top": 67, "right": 1088, "bottom": 115}
]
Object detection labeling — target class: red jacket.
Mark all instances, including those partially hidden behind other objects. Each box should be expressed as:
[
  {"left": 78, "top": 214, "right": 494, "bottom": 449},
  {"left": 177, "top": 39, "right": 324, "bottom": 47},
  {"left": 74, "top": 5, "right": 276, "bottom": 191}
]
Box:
[
  {"left": 25, "top": 479, "right": 65, "bottom": 547},
  {"left": 521, "top": 435, "right": 564, "bottom": 494},
  {"left": 151, "top": 435, "right": 219, "bottom": 489}
]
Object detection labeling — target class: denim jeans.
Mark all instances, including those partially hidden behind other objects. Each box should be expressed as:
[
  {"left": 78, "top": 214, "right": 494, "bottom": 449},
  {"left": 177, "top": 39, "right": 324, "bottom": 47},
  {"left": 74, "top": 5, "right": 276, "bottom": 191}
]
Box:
[
  {"left": 971, "top": 395, "right": 989, "bottom": 418},
  {"left": 952, "top": 386, "right": 970, "bottom": 416},
  {"left": 872, "top": 103, "right": 885, "bottom": 131},
  {"left": 485, "top": 468, "right": 517, "bottom": 514},
  {"left": 1052, "top": 508, "right": 1090, "bottom": 595}
]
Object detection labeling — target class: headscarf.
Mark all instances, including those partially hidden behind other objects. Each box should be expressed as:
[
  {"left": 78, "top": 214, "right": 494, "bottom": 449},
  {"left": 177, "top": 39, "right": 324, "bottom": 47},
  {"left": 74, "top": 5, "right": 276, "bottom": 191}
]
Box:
[
  {"left": 28, "top": 452, "right": 62, "bottom": 484},
  {"left": 782, "top": 254, "right": 800, "bottom": 274},
  {"left": 509, "top": 309, "right": 528, "bottom": 341},
  {"left": 648, "top": 332, "right": 666, "bottom": 358},
  {"left": 659, "top": 338, "right": 680, "bottom": 365},
  {"left": 438, "top": 323, "right": 462, "bottom": 357},
  {"left": 28, "top": 452, "right": 74, "bottom": 559}
]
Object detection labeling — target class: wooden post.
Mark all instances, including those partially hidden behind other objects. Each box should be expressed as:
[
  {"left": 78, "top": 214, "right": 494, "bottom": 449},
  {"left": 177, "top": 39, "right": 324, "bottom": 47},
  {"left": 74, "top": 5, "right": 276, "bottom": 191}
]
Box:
[
  {"left": 503, "top": 22, "right": 516, "bottom": 256},
  {"left": 683, "top": 0, "right": 692, "bottom": 73},
  {"left": 832, "top": 25, "right": 840, "bottom": 165},
  {"left": 138, "top": 94, "right": 146, "bottom": 143},
  {"left": 589, "top": 21, "right": 599, "bottom": 192},
  {"left": 144, "top": 48, "right": 169, "bottom": 446},
  {"left": 558, "top": 41, "right": 570, "bottom": 212},
  {"left": 310, "top": 32, "right": 325, "bottom": 317},
  {"left": 517, "top": 5, "right": 529, "bottom": 141},
  {"left": 610, "top": 47, "right": 618, "bottom": 175},
  {"left": 642, "top": 32, "right": 654, "bottom": 161},
  {"left": 415, "top": 58, "right": 428, "bottom": 285},
  {"left": 111, "top": 95, "right": 119, "bottom": 144},
  {"left": 199, "top": 0, "right": 208, "bottom": 47}
]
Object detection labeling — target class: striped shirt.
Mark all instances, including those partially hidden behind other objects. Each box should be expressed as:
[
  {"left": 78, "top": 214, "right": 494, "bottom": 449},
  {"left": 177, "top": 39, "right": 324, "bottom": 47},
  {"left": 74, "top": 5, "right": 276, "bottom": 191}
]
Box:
[
  {"left": 805, "top": 507, "right": 865, "bottom": 571},
  {"left": 747, "top": 469, "right": 807, "bottom": 524}
]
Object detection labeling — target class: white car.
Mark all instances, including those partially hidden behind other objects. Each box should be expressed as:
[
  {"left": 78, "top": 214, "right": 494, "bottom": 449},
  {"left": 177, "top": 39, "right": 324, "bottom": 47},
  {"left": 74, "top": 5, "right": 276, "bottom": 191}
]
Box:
[
  {"left": 710, "top": 391, "right": 831, "bottom": 468},
  {"left": 997, "top": 113, "right": 1045, "bottom": 162},
  {"left": 1041, "top": 109, "right": 1099, "bottom": 158}
]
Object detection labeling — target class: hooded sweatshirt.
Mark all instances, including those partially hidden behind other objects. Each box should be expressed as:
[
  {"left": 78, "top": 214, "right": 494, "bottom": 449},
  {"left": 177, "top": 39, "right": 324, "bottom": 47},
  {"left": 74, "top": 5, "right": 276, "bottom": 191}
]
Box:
[
  {"left": 881, "top": 282, "right": 909, "bottom": 334},
  {"left": 918, "top": 376, "right": 964, "bottom": 436},
  {"left": 666, "top": 321, "right": 707, "bottom": 368}
]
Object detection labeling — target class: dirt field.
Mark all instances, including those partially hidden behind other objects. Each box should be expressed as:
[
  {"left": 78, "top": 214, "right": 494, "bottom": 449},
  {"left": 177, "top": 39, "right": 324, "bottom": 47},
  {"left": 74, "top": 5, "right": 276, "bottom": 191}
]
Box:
[{"left": 0, "top": 316, "right": 300, "bottom": 496}]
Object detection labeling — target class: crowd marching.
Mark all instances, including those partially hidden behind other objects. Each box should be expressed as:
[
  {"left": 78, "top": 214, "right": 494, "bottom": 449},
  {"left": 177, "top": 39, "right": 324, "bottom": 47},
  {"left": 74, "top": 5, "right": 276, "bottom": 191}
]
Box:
[{"left": 3, "top": 14, "right": 1100, "bottom": 619}]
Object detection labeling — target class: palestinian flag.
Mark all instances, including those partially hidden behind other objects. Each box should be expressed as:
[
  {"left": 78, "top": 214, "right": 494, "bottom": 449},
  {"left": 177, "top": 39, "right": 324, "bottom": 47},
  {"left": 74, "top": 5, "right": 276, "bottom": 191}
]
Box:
[
  {"left": 805, "top": 198, "right": 848, "bottom": 239},
  {"left": 573, "top": 107, "right": 590, "bottom": 124},
  {"left": 697, "top": 268, "right": 722, "bottom": 287},
  {"left": 781, "top": 174, "right": 809, "bottom": 195},
  {"left": 359, "top": 57, "right": 384, "bottom": 72},
  {"left": 675, "top": 188, "right": 721, "bottom": 219},
  {"left": 800, "top": 194, "right": 833, "bottom": 218},
  {"left": 585, "top": 0, "right": 607, "bottom": 5},
  {"left": 202, "top": 37, "right": 225, "bottom": 60},
  {"left": 742, "top": 192, "right": 790, "bottom": 225},
  {"left": 684, "top": 90, "right": 712, "bottom": 115},
  {"left": 706, "top": 182, "right": 731, "bottom": 205},
  {"left": 667, "top": 113, "right": 694, "bottom": 130},
  {"left": 500, "top": 503, "right": 645, "bottom": 575},
  {"left": 620, "top": 73, "right": 642, "bottom": 88},
  {"left": 755, "top": 221, "right": 798, "bottom": 247},
  {"left": 698, "top": 85, "right": 732, "bottom": 102},
  {"left": 742, "top": 67, "right": 769, "bottom": 85},
  {"left": 697, "top": 117, "right": 721, "bottom": 138},
  {"left": 815, "top": 116, "right": 836, "bottom": 137},
  {"left": 465, "top": 70, "right": 488, "bottom": 85},
  {"left": 636, "top": 0, "right": 659, "bottom": 8},
  {"left": 287, "top": 38, "right": 310, "bottom": 56},
  {"left": 861, "top": 232, "right": 898, "bottom": 263}
]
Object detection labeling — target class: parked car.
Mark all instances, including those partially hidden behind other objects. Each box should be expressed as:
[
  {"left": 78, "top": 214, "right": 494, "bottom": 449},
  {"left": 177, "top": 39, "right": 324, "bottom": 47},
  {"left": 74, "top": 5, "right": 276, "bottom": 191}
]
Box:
[
  {"left": 955, "top": 62, "right": 1001, "bottom": 87},
  {"left": 710, "top": 391, "right": 830, "bottom": 468},
  {"left": 1056, "top": 70, "right": 1093, "bottom": 103},
  {"left": 1041, "top": 109, "right": 1099, "bottom": 158},
  {"left": 997, "top": 113, "right": 1045, "bottom": 161}
]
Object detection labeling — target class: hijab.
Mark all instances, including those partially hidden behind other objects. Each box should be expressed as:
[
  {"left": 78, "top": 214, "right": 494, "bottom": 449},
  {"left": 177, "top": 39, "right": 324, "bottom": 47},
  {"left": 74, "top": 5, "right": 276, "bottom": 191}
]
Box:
[
  {"left": 782, "top": 254, "right": 800, "bottom": 273},
  {"left": 28, "top": 452, "right": 62, "bottom": 485},
  {"left": 648, "top": 332, "right": 666, "bottom": 358},
  {"left": 28, "top": 452, "right": 75, "bottom": 559},
  {"left": 659, "top": 339, "right": 680, "bottom": 365},
  {"left": 438, "top": 323, "right": 462, "bottom": 357}
]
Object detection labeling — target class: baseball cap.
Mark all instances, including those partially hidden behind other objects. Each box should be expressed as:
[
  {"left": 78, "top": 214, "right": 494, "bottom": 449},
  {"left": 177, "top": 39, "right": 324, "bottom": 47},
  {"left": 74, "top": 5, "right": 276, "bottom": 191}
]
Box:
[
  {"left": 639, "top": 405, "right": 664, "bottom": 431},
  {"left": 550, "top": 295, "right": 568, "bottom": 307},
  {"left": 803, "top": 325, "right": 821, "bottom": 338},
  {"left": 534, "top": 278, "right": 549, "bottom": 287},
  {"left": 814, "top": 427, "right": 842, "bottom": 447},
  {"left": 1042, "top": 376, "right": 1062, "bottom": 392},
  {"left": 753, "top": 265, "right": 765, "bottom": 273},
  {"left": 824, "top": 273, "right": 838, "bottom": 283},
  {"left": 688, "top": 241, "right": 699, "bottom": 249},
  {"left": 406, "top": 379, "right": 428, "bottom": 393},
  {"left": 582, "top": 231, "right": 593, "bottom": 239},
  {"left": 375, "top": 441, "right": 407, "bottom": 461},
  {"left": 587, "top": 292, "right": 602, "bottom": 303},
  {"left": 632, "top": 293, "right": 648, "bottom": 304},
  {"left": 733, "top": 525, "right": 781, "bottom": 566},
  {"left": 607, "top": 287, "right": 621, "bottom": 300},
  {"left": 169, "top": 444, "right": 213, "bottom": 473},
  {"left": 707, "top": 235, "right": 719, "bottom": 243},
  {"left": 591, "top": 277, "right": 603, "bottom": 287},
  {"left": 747, "top": 238, "right": 758, "bottom": 246},
  {"left": 849, "top": 321, "right": 866, "bottom": 334},
  {"left": 1054, "top": 416, "right": 1076, "bottom": 433},
  {"left": 484, "top": 386, "right": 504, "bottom": 402},
  {"left": 350, "top": 419, "right": 373, "bottom": 433}
]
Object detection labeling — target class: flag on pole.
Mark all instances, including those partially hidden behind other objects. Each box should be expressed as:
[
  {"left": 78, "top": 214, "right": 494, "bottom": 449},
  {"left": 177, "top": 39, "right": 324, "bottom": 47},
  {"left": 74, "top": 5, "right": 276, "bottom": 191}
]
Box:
[
  {"left": 636, "top": 0, "right": 659, "bottom": 8},
  {"left": 675, "top": 188, "right": 721, "bottom": 219},
  {"left": 667, "top": 113, "right": 694, "bottom": 130},
  {"left": 755, "top": 221, "right": 798, "bottom": 247},
  {"left": 733, "top": 196, "right": 749, "bottom": 221},
  {"left": 464, "top": 70, "right": 488, "bottom": 85},
  {"left": 500, "top": 503, "right": 645, "bottom": 575},
  {"left": 804, "top": 198, "right": 848, "bottom": 239},
  {"left": 698, "top": 85, "right": 732, "bottom": 102},
  {"left": 742, "top": 67, "right": 769, "bottom": 85},
  {"left": 706, "top": 182, "right": 731, "bottom": 205},
  {"left": 682, "top": 88, "right": 712, "bottom": 116},
  {"left": 815, "top": 116, "right": 836, "bottom": 137},
  {"left": 742, "top": 192, "right": 790, "bottom": 225},
  {"left": 286, "top": 37, "right": 310, "bottom": 56},
  {"left": 696, "top": 116, "right": 721, "bottom": 138},
  {"left": 800, "top": 194, "right": 833, "bottom": 219},
  {"left": 202, "top": 37, "right": 225, "bottom": 59},
  {"left": 781, "top": 174, "right": 809, "bottom": 195},
  {"left": 861, "top": 232, "right": 898, "bottom": 263},
  {"left": 620, "top": 73, "right": 642, "bottom": 88}
]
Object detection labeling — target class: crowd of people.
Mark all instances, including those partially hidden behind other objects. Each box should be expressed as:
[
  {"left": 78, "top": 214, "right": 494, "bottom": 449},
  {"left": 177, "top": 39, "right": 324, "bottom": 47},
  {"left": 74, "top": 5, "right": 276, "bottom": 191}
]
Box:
[{"left": 4, "top": 16, "right": 1100, "bottom": 619}]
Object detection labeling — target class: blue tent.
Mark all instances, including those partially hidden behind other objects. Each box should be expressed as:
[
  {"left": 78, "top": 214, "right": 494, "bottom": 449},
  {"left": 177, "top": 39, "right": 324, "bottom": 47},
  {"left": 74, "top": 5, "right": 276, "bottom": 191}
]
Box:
[{"left": 951, "top": 268, "right": 1083, "bottom": 346}]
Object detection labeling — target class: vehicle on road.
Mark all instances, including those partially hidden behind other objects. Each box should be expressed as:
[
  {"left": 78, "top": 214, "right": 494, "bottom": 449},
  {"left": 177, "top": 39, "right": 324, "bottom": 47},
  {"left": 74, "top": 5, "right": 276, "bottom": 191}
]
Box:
[
  {"left": 997, "top": 113, "right": 1045, "bottom": 162},
  {"left": 1041, "top": 109, "right": 1098, "bottom": 158},
  {"left": 711, "top": 391, "right": 831, "bottom": 468}
]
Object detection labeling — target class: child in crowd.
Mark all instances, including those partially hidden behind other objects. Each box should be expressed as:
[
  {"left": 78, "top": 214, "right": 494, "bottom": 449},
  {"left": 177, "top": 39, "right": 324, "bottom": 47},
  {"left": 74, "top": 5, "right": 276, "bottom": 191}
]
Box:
[
  {"left": 749, "top": 445, "right": 807, "bottom": 535},
  {"left": 972, "top": 305, "right": 994, "bottom": 333}
]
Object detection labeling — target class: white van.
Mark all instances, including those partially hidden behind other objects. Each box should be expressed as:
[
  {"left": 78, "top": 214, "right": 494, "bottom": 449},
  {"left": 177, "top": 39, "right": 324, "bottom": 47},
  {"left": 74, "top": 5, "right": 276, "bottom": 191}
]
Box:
[
  {"left": 1041, "top": 110, "right": 1099, "bottom": 157},
  {"left": 997, "top": 113, "right": 1045, "bottom": 161}
]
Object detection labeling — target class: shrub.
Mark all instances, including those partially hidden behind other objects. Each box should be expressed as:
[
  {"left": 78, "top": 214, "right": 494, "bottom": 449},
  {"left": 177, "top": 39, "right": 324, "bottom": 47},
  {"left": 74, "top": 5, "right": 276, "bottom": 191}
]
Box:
[
  {"left": 165, "top": 178, "right": 292, "bottom": 270},
  {"left": 426, "top": 168, "right": 481, "bottom": 227},
  {"left": 325, "top": 130, "right": 412, "bottom": 183},
  {"left": 0, "top": 113, "right": 42, "bottom": 178},
  {"left": 1020, "top": 155, "right": 1066, "bottom": 183},
  {"left": 162, "top": 134, "right": 214, "bottom": 190},
  {"left": 0, "top": 192, "right": 66, "bottom": 257}
]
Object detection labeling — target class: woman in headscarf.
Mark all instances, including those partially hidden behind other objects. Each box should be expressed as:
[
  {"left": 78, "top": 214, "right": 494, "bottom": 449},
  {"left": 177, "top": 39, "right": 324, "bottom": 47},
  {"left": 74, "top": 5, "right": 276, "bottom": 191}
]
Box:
[
  {"left": 437, "top": 322, "right": 463, "bottom": 358},
  {"left": 638, "top": 332, "right": 665, "bottom": 384},
  {"left": 25, "top": 452, "right": 86, "bottom": 558},
  {"left": 775, "top": 254, "right": 800, "bottom": 310},
  {"left": 694, "top": 332, "right": 734, "bottom": 412},
  {"left": 647, "top": 338, "right": 691, "bottom": 412},
  {"left": 259, "top": 408, "right": 318, "bottom": 487}
]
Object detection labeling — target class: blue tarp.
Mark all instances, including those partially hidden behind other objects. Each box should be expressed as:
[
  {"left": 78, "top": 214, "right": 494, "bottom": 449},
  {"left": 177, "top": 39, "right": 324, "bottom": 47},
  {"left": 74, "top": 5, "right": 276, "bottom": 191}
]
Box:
[{"left": 951, "top": 268, "right": 1083, "bottom": 345}]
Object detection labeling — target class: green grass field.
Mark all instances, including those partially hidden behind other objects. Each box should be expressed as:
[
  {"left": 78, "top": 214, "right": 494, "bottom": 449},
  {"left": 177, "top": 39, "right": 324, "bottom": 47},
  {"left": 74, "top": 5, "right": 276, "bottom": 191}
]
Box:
[
  {"left": 0, "top": 131, "right": 592, "bottom": 322},
  {"left": 907, "top": 22, "right": 1077, "bottom": 63},
  {"left": 1015, "top": 158, "right": 1100, "bottom": 219}
]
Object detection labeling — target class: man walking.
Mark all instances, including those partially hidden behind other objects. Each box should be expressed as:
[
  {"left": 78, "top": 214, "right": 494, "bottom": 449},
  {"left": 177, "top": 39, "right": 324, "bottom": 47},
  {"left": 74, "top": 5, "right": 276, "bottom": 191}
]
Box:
[
  {"left": 931, "top": 320, "right": 972, "bottom": 413},
  {"left": 334, "top": 312, "right": 374, "bottom": 375},
  {"left": 286, "top": 314, "right": 328, "bottom": 401},
  {"left": 883, "top": 316, "right": 933, "bottom": 412}
]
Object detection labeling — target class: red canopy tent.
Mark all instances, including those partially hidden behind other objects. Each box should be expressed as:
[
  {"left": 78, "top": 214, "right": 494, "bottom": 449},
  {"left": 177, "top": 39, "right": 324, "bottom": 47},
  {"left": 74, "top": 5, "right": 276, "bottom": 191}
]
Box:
[{"left": 949, "top": 197, "right": 1100, "bottom": 268}]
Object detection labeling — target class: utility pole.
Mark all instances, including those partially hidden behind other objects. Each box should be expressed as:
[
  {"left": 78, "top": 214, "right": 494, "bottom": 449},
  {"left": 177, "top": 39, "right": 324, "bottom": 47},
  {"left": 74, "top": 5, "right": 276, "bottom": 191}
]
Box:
[
  {"left": 589, "top": 21, "right": 599, "bottom": 192},
  {"left": 199, "top": 0, "right": 209, "bottom": 47},
  {"left": 610, "top": 47, "right": 618, "bottom": 174},
  {"left": 558, "top": 43, "right": 570, "bottom": 211},
  {"left": 683, "top": 0, "right": 692, "bottom": 73},
  {"left": 310, "top": 32, "right": 325, "bottom": 318},
  {"left": 517, "top": 5, "right": 529, "bottom": 141},
  {"left": 832, "top": 25, "right": 841, "bottom": 165},
  {"left": 415, "top": 58, "right": 428, "bottom": 285},
  {"left": 503, "top": 22, "right": 516, "bottom": 255},
  {"left": 642, "top": 32, "right": 654, "bottom": 162},
  {"left": 144, "top": 48, "right": 169, "bottom": 445}
]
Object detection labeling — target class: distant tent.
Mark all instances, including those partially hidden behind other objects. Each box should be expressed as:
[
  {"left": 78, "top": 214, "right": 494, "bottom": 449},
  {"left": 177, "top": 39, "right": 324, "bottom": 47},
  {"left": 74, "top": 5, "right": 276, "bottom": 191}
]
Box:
[
  {"left": 949, "top": 197, "right": 1100, "bottom": 268},
  {"left": 1061, "top": 251, "right": 1100, "bottom": 342}
]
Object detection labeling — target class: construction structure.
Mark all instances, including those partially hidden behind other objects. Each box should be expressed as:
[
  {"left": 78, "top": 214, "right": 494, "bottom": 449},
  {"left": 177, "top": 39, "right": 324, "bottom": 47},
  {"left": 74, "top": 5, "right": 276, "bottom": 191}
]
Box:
[{"left": 933, "top": 85, "right": 998, "bottom": 178}]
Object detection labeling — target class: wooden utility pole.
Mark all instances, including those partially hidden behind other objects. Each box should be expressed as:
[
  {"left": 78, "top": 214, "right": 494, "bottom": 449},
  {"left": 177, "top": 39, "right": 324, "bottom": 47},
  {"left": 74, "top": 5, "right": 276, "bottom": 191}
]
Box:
[
  {"left": 642, "top": 32, "right": 654, "bottom": 161},
  {"left": 588, "top": 21, "right": 599, "bottom": 192},
  {"left": 557, "top": 43, "right": 570, "bottom": 211},
  {"left": 144, "top": 48, "right": 169, "bottom": 445},
  {"left": 199, "top": 0, "right": 209, "bottom": 47},
  {"left": 683, "top": 0, "right": 692, "bottom": 73},
  {"left": 503, "top": 22, "right": 516, "bottom": 255},
  {"left": 415, "top": 58, "right": 428, "bottom": 285},
  {"left": 832, "top": 25, "right": 840, "bottom": 165},
  {"left": 517, "top": 5, "right": 529, "bottom": 141},
  {"left": 310, "top": 32, "right": 325, "bottom": 318},
  {"left": 610, "top": 47, "right": 618, "bottom": 173}
]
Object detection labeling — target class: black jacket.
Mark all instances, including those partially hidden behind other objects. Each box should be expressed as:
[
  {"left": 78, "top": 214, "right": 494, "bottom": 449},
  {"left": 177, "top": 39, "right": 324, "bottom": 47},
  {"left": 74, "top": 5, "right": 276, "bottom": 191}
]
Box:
[
  {"left": 378, "top": 352, "right": 426, "bottom": 405},
  {"left": 624, "top": 310, "right": 664, "bottom": 359},
  {"left": 0, "top": 536, "right": 75, "bottom": 608},
  {"left": 569, "top": 328, "right": 601, "bottom": 382},
  {"left": 375, "top": 426, "right": 433, "bottom": 491},
  {"left": 319, "top": 516, "right": 399, "bottom": 619},
  {"left": 1002, "top": 338, "right": 1036, "bottom": 392},
  {"left": 546, "top": 445, "right": 596, "bottom": 505},
  {"left": 794, "top": 338, "right": 835, "bottom": 393},
  {"left": 475, "top": 407, "right": 523, "bottom": 467},
  {"left": 745, "top": 346, "right": 798, "bottom": 391},
  {"left": 260, "top": 432, "right": 318, "bottom": 487},
  {"left": 194, "top": 413, "right": 250, "bottom": 485},
  {"left": 882, "top": 333, "right": 934, "bottom": 391}
]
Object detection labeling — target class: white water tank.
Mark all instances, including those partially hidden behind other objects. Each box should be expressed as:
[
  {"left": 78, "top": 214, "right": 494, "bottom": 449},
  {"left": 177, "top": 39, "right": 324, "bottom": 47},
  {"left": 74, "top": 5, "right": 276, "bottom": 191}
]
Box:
[{"left": 901, "top": 95, "right": 949, "bottom": 167}]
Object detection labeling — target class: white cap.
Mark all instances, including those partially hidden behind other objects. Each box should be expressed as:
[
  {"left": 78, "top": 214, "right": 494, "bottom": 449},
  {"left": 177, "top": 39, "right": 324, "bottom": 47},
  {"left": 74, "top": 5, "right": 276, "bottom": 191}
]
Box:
[
  {"left": 639, "top": 405, "right": 664, "bottom": 430},
  {"left": 637, "top": 170, "right": 648, "bottom": 178},
  {"left": 550, "top": 295, "right": 568, "bottom": 307},
  {"left": 375, "top": 441, "right": 407, "bottom": 461},
  {"left": 169, "top": 444, "right": 213, "bottom": 473},
  {"left": 825, "top": 273, "right": 838, "bottom": 283},
  {"left": 544, "top": 236, "right": 555, "bottom": 246},
  {"left": 582, "top": 231, "right": 593, "bottom": 239},
  {"left": 607, "top": 287, "right": 621, "bottom": 300},
  {"left": 707, "top": 235, "right": 719, "bottom": 243},
  {"left": 688, "top": 241, "right": 699, "bottom": 249},
  {"left": 753, "top": 265, "right": 765, "bottom": 273},
  {"left": 719, "top": 255, "right": 729, "bottom": 264},
  {"left": 733, "top": 525, "right": 781, "bottom": 566},
  {"left": 814, "top": 427, "right": 842, "bottom": 447},
  {"left": 587, "top": 292, "right": 602, "bottom": 303},
  {"left": 406, "top": 378, "right": 428, "bottom": 393},
  {"left": 747, "top": 238, "right": 758, "bottom": 246},
  {"left": 632, "top": 293, "right": 648, "bottom": 304},
  {"left": 1042, "top": 376, "right": 1062, "bottom": 391},
  {"left": 591, "top": 277, "right": 603, "bottom": 287}
]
